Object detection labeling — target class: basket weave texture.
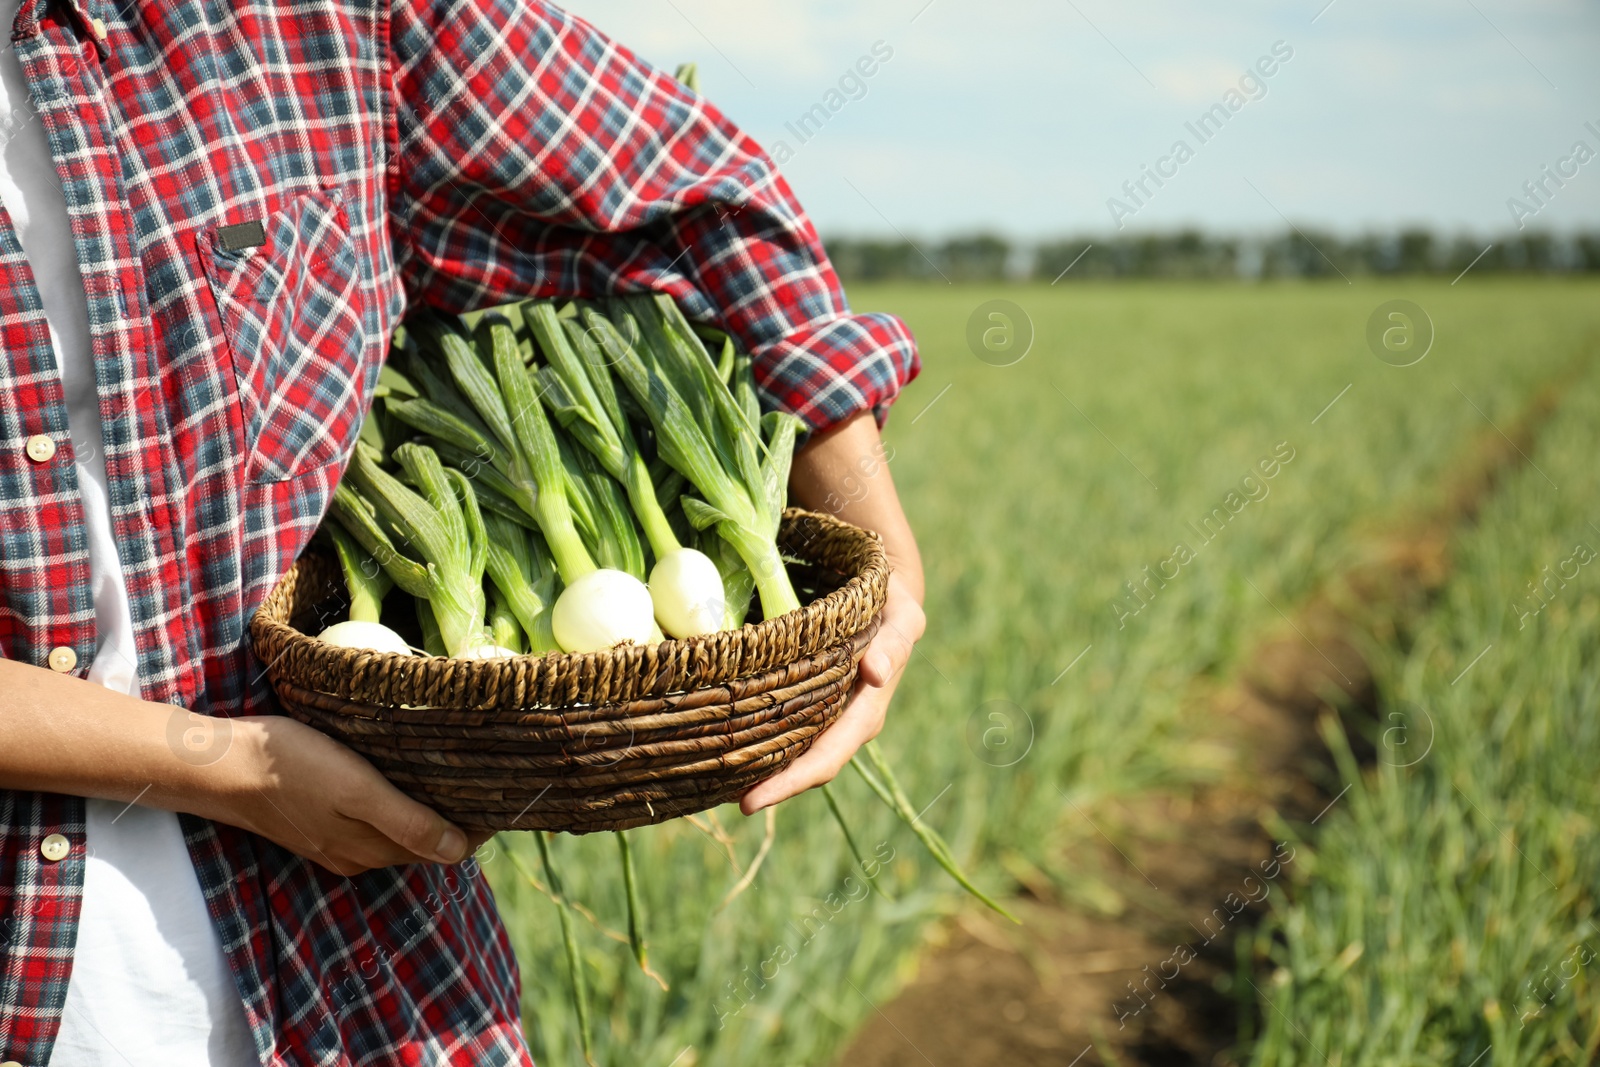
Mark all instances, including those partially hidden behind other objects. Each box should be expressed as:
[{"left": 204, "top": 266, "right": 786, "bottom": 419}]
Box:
[{"left": 249, "top": 509, "right": 889, "bottom": 833}]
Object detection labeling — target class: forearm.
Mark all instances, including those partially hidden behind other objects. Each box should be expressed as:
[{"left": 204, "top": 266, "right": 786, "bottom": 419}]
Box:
[
  {"left": 0, "top": 659, "right": 473, "bottom": 870},
  {"left": 0, "top": 659, "right": 236, "bottom": 812},
  {"left": 789, "top": 410, "right": 923, "bottom": 602}
]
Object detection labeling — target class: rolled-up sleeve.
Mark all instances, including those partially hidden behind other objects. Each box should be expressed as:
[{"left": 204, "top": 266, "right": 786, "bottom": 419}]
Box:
[{"left": 388, "top": 0, "right": 920, "bottom": 432}]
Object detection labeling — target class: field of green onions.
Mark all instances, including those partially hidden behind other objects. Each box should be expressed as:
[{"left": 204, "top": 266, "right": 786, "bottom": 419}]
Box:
[
  {"left": 477, "top": 278, "right": 1600, "bottom": 1065},
  {"left": 1248, "top": 353, "right": 1600, "bottom": 1064}
]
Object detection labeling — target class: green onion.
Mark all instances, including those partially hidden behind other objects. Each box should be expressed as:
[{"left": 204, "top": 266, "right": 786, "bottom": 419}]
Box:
[
  {"left": 855, "top": 743, "right": 1020, "bottom": 923},
  {"left": 561, "top": 431, "right": 647, "bottom": 580},
  {"left": 447, "top": 312, "right": 659, "bottom": 651},
  {"left": 529, "top": 306, "right": 730, "bottom": 636},
  {"left": 314, "top": 521, "right": 413, "bottom": 656},
  {"left": 487, "top": 585, "right": 524, "bottom": 655},
  {"left": 416, "top": 600, "right": 446, "bottom": 658},
  {"left": 327, "top": 480, "right": 430, "bottom": 599},
  {"left": 343, "top": 442, "right": 489, "bottom": 657},
  {"left": 533, "top": 833, "right": 597, "bottom": 1067},
  {"left": 585, "top": 303, "right": 801, "bottom": 620},
  {"left": 483, "top": 511, "right": 560, "bottom": 654},
  {"left": 527, "top": 302, "right": 679, "bottom": 564},
  {"left": 616, "top": 830, "right": 650, "bottom": 973},
  {"left": 325, "top": 523, "right": 392, "bottom": 624},
  {"left": 480, "top": 315, "right": 597, "bottom": 585}
]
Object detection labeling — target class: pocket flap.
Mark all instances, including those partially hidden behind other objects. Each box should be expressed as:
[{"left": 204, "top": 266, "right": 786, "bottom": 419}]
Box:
[{"left": 198, "top": 187, "right": 371, "bottom": 483}]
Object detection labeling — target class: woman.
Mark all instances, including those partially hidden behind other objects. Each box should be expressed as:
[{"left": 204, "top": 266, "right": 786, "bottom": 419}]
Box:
[{"left": 0, "top": 0, "right": 924, "bottom": 1063}]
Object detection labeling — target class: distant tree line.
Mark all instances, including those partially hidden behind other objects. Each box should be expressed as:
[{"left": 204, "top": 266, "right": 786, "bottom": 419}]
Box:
[{"left": 820, "top": 229, "right": 1600, "bottom": 283}]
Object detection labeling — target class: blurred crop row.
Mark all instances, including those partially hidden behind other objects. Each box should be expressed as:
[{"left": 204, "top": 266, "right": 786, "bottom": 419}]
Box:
[{"left": 1250, "top": 353, "right": 1600, "bottom": 1066}]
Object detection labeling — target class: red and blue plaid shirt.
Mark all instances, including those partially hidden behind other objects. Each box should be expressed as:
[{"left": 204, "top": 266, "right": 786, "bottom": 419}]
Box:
[{"left": 0, "top": 0, "right": 919, "bottom": 1062}]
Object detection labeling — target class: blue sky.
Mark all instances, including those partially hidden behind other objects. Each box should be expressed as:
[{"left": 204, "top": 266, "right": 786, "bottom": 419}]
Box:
[{"left": 560, "top": 0, "right": 1600, "bottom": 241}]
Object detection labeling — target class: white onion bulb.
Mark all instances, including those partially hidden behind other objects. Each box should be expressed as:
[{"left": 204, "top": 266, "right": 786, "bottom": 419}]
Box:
[
  {"left": 649, "top": 548, "right": 726, "bottom": 638},
  {"left": 318, "top": 620, "right": 413, "bottom": 656},
  {"left": 552, "top": 569, "right": 658, "bottom": 652}
]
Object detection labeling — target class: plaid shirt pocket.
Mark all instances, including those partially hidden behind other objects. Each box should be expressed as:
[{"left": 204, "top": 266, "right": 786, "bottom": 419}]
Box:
[{"left": 197, "top": 186, "right": 372, "bottom": 483}]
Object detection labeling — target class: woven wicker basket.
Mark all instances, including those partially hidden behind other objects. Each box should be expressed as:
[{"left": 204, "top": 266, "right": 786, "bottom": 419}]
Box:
[{"left": 249, "top": 509, "right": 889, "bottom": 834}]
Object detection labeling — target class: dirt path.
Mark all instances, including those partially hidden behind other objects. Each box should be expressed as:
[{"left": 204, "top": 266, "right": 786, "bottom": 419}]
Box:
[{"left": 836, "top": 374, "right": 1574, "bottom": 1067}]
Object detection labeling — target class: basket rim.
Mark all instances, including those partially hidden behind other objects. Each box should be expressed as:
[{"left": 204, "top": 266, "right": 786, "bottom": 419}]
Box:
[{"left": 249, "top": 507, "right": 889, "bottom": 710}]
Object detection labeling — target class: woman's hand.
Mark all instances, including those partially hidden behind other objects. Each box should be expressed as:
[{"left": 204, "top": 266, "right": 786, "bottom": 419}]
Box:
[
  {"left": 213, "top": 716, "right": 479, "bottom": 876},
  {"left": 741, "top": 410, "right": 925, "bottom": 814}
]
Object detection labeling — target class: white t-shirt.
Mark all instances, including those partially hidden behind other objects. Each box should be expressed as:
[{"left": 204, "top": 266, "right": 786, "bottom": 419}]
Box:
[{"left": 0, "top": 7, "right": 257, "bottom": 1064}]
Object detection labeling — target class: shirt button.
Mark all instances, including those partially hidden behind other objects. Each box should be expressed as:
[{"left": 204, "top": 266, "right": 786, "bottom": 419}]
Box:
[
  {"left": 91, "top": 16, "right": 108, "bottom": 39},
  {"left": 25, "top": 434, "right": 56, "bottom": 462},
  {"left": 2, "top": 1059, "right": 25, "bottom": 1067},
  {"left": 40, "top": 833, "right": 70, "bottom": 862},
  {"left": 48, "top": 646, "right": 78, "bottom": 673}
]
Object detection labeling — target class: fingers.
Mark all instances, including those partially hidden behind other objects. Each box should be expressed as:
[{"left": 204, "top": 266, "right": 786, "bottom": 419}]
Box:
[
  {"left": 379, "top": 798, "right": 469, "bottom": 864},
  {"left": 337, "top": 768, "right": 470, "bottom": 865},
  {"left": 234, "top": 717, "right": 473, "bottom": 875},
  {"left": 740, "top": 678, "right": 891, "bottom": 814},
  {"left": 316, "top": 833, "right": 423, "bottom": 878},
  {"left": 859, "top": 646, "right": 894, "bottom": 687},
  {"left": 739, "top": 571, "right": 924, "bottom": 814},
  {"left": 336, "top": 827, "right": 493, "bottom": 876},
  {"left": 860, "top": 576, "right": 926, "bottom": 688},
  {"left": 299, "top": 825, "right": 469, "bottom": 878}
]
